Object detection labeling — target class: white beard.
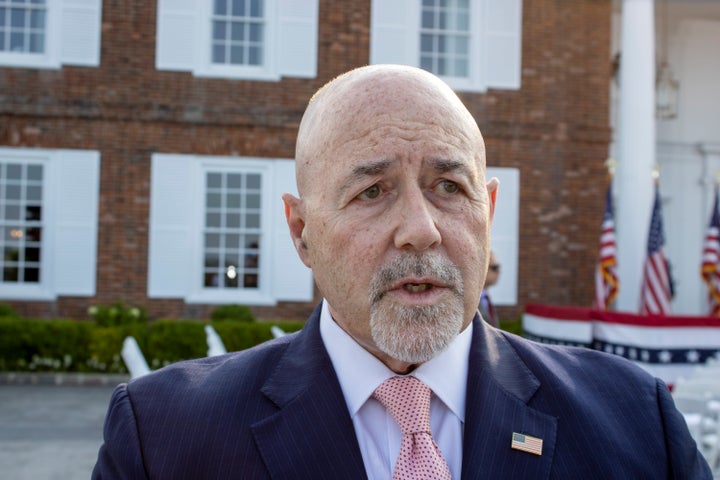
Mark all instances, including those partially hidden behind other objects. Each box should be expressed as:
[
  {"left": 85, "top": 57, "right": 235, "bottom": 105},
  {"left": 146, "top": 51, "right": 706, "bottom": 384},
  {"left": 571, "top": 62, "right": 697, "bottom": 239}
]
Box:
[{"left": 368, "top": 253, "right": 464, "bottom": 363}]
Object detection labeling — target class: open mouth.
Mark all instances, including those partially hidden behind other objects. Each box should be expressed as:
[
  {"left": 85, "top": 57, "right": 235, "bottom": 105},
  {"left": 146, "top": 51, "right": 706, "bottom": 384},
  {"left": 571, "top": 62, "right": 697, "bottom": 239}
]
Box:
[{"left": 403, "top": 283, "right": 434, "bottom": 293}]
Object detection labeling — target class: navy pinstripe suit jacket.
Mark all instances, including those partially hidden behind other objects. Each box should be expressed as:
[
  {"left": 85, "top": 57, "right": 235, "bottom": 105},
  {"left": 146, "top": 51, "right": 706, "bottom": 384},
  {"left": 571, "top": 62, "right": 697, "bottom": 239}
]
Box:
[{"left": 93, "top": 304, "right": 711, "bottom": 479}]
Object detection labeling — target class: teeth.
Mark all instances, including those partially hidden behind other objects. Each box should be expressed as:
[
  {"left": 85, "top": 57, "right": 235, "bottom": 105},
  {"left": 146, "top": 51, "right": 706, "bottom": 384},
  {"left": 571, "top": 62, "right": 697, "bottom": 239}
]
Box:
[{"left": 404, "top": 283, "right": 431, "bottom": 293}]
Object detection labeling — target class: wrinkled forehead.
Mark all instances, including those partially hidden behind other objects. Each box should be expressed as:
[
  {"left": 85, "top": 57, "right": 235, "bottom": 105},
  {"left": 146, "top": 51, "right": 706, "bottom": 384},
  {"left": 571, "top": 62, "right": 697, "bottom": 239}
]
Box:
[{"left": 296, "top": 67, "right": 485, "bottom": 192}]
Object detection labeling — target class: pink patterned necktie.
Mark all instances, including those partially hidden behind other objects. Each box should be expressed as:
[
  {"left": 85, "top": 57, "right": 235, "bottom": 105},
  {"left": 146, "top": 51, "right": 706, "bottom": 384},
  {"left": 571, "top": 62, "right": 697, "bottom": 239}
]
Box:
[{"left": 373, "top": 376, "right": 452, "bottom": 480}]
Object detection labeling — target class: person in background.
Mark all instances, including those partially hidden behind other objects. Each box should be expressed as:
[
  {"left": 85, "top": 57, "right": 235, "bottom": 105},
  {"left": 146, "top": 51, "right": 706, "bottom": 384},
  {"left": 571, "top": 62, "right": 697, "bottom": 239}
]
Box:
[
  {"left": 92, "top": 64, "right": 711, "bottom": 479},
  {"left": 478, "top": 250, "right": 500, "bottom": 327}
]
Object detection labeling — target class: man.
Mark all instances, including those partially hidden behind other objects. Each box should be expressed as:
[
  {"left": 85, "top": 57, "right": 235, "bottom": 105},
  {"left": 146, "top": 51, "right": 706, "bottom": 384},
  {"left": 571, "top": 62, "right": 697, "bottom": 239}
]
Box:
[
  {"left": 478, "top": 250, "right": 500, "bottom": 327},
  {"left": 93, "top": 65, "right": 711, "bottom": 479}
]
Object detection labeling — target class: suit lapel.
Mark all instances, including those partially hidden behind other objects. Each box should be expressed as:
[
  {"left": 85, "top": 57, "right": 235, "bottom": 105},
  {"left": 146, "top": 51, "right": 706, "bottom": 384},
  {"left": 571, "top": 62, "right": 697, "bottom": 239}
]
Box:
[
  {"left": 462, "top": 318, "right": 557, "bottom": 480},
  {"left": 251, "top": 306, "right": 367, "bottom": 480}
]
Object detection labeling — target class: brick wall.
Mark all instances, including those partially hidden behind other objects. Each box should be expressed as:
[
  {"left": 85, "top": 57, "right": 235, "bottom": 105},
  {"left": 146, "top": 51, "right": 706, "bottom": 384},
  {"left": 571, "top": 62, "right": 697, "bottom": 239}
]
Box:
[{"left": 0, "top": 0, "right": 611, "bottom": 321}]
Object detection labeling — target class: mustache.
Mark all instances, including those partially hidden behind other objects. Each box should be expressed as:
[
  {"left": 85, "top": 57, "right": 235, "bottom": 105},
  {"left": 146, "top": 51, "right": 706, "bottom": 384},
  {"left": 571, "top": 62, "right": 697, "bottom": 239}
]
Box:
[{"left": 369, "top": 253, "right": 463, "bottom": 303}]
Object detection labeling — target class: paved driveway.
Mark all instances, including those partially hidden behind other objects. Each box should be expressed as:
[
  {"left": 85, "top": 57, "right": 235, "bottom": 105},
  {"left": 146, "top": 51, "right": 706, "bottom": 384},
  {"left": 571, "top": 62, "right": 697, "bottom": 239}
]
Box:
[{"left": 0, "top": 377, "right": 125, "bottom": 480}]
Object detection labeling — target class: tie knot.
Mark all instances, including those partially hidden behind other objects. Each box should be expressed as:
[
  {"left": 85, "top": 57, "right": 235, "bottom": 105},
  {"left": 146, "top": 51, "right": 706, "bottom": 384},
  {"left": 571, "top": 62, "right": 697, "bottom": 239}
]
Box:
[{"left": 373, "top": 376, "right": 432, "bottom": 435}]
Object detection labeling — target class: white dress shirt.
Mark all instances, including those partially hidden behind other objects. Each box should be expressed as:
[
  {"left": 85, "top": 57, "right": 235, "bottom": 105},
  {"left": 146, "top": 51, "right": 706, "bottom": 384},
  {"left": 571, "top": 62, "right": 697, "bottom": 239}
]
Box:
[{"left": 319, "top": 299, "right": 472, "bottom": 480}]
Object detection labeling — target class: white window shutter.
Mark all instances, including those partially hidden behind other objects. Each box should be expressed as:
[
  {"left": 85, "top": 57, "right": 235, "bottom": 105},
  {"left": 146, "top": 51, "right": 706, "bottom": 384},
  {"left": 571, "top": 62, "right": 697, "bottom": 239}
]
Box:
[
  {"left": 370, "top": 0, "right": 418, "bottom": 66},
  {"left": 53, "top": 150, "right": 100, "bottom": 296},
  {"left": 148, "top": 154, "right": 196, "bottom": 297},
  {"left": 483, "top": 0, "right": 523, "bottom": 89},
  {"left": 277, "top": 0, "right": 319, "bottom": 78},
  {"left": 156, "top": 0, "right": 198, "bottom": 71},
  {"left": 59, "top": 0, "right": 102, "bottom": 66},
  {"left": 270, "top": 160, "right": 313, "bottom": 301}
]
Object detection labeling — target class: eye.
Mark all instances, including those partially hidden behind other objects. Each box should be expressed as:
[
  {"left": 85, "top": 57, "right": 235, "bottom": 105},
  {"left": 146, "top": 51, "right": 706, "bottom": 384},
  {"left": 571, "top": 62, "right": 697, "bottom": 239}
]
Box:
[
  {"left": 437, "top": 180, "right": 459, "bottom": 194},
  {"left": 358, "top": 184, "right": 381, "bottom": 200}
]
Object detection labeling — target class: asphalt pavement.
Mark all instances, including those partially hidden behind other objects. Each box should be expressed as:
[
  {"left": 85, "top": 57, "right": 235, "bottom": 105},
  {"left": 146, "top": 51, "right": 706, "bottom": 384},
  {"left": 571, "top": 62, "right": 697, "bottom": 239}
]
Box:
[{"left": 0, "top": 374, "right": 128, "bottom": 480}]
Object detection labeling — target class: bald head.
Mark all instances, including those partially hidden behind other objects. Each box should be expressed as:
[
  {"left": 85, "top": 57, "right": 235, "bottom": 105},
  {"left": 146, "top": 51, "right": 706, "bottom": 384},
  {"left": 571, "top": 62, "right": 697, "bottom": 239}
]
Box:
[{"left": 295, "top": 65, "right": 486, "bottom": 196}]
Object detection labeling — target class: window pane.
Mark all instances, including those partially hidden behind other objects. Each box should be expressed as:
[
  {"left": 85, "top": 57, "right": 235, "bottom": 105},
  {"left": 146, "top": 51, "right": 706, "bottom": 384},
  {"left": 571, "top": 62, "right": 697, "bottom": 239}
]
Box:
[
  {"left": 231, "top": 0, "right": 246, "bottom": 16},
  {"left": 206, "top": 192, "right": 221, "bottom": 208},
  {"left": 244, "top": 235, "right": 258, "bottom": 249},
  {"left": 25, "top": 246, "right": 40, "bottom": 262},
  {"left": 3, "top": 267, "right": 18, "bottom": 282},
  {"left": 225, "top": 233, "right": 240, "bottom": 249},
  {"left": 421, "top": 10, "right": 434, "bottom": 29},
  {"left": 248, "top": 46, "right": 261, "bottom": 65},
  {"left": 204, "top": 253, "right": 220, "bottom": 267},
  {"left": 250, "top": 0, "right": 262, "bottom": 17},
  {"left": 249, "top": 23, "right": 261, "bottom": 42},
  {"left": 6, "top": 185, "right": 21, "bottom": 200},
  {"left": 4, "top": 205, "right": 20, "bottom": 220},
  {"left": 26, "top": 227, "right": 41, "bottom": 242},
  {"left": 246, "top": 174, "right": 260, "bottom": 189},
  {"left": 230, "top": 22, "right": 244, "bottom": 42},
  {"left": 214, "top": 0, "right": 227, "bottom": 15},
  {"left": 227, "top": 173, "right": 242, "bottom": 189},
  {"left": 206, "top": 212, "right": 221, "bottom": 227},
  {"left": 230, "top": 45, "right": 244, "bottom": 64},
  {"left": 212, "top": 43, "right": 225, "bottom": 63},
  {"left": 213, "top": 21, "right": 226, "bottom": 41},
  {"left": 243, "top": 274, "right": 257, "bottom": 288},
  {"left": 226, "top": 193, "right": 241, "bottom": 208},
  {"left": 25, "top": 205, "right": 41, "bottom": 221},
  {"left": 4, "top": 246, "right": 19, "bottom": 262},
  {"left": 226, "top": 213, "right": 240, "bottom": 228},
  {"left": 245, "top": 193, "right": 260, "bottom": 209},
  {"left": 205, "top": 233, "right": 220, "bottom": 248},
  {"left": 10, "top": 8, "right": 25, "bottom": 28},
  {"left": 207, "top": 172, "right": 222, "bottom": 188},
  {"left": 246, "top": 213, "right": 260, "bottom": 229},
  {"left": 24, "top": 267, "right": 39, "bottom": 282},
  {"left": 6, "top": 163, "right": 21, "bottom": 179},
  {"left": 29, "top": 9, "right": 43, "bottom": 28}
]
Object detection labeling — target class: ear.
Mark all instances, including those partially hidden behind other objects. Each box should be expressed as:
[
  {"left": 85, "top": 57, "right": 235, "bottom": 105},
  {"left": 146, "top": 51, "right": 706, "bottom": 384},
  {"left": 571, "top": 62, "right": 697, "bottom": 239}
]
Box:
[
  {"left": 282, "top": 193, "right": 312, "bottom": 267},
  {"left": 486, "top": 177, "right": 499, "bottom": 222}
]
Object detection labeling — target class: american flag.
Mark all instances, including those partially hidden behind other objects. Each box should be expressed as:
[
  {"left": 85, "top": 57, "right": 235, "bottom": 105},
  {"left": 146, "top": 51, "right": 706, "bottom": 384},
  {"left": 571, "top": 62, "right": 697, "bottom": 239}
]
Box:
[
  {"left": 640, "top": 187, "right": 672, "bottom": 315},
  {"left": 594, "top": 183, "right": 618, "bottom": 310},
  {"left": 701, "top": 186, "right": 720, "bottom": 316},
  {"left": 511, "top": 432, "right": 543, "bottom": 456}
]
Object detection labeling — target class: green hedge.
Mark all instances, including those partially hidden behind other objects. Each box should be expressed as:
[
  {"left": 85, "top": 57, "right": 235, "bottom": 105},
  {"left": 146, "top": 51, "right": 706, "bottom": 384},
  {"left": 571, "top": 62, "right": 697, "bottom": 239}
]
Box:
[{"left": 0, "top": 316, "right": 304, "bottom": 374}]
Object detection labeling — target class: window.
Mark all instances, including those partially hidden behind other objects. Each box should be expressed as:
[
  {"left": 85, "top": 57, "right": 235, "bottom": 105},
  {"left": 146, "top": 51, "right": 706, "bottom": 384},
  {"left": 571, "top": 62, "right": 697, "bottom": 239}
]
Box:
[
  {"left": 203, "top": 171, "right": 263, "bottom": 290},
  {"left": 211, "top": 0, "right": 264, "bottom": 67},
  {"left": 148, "top": 154, "right": 312, "bottom": 305},
  {"left": 371, "top": 0, "right": 522, "bottom": 92},
  {"left": 0, "top": 0, "right": 47, "bottom": 55},
  {"left": 0, "top": 148, "right": 100, "bottom": 301},
  {"left": 156, "top": 0, "right": 318, "bottom": 80},
  {"left": 0, "top": 0, "right": 101, "bottom": 69},
  {"left": 0, "top": 161, "right": 44, "bottom": 285},
  {"left": 420, "top": 0, "right": 470, "bottom": 78}
]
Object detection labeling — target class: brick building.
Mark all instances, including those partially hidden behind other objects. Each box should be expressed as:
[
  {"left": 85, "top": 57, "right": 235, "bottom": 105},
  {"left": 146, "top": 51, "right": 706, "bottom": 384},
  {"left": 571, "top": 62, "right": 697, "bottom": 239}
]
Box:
[{"left": 0, "top": 0, "right": 612, "bottom": 321}]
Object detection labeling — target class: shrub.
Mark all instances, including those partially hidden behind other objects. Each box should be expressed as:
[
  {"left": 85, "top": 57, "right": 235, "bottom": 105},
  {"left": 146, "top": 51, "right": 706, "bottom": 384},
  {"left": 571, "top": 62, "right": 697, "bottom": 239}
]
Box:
[
  {"left": 0, "top": 303, "right": 18, "bottom": 318},
  {"left": 209, "top": 304, "right": 255, "bottom": 322},
  {"left": 88, "top": 301, "right": 148, "bottom": 327},
  {"left": 0, "top": 316, "right": 306, "bottom": 373}
]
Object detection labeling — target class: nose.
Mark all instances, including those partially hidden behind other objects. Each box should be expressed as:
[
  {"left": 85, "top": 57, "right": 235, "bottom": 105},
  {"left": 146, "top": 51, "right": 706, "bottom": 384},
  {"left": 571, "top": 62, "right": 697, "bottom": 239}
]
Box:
[{"left": 392, "top": 189, "right": 442, "bottom": 251}]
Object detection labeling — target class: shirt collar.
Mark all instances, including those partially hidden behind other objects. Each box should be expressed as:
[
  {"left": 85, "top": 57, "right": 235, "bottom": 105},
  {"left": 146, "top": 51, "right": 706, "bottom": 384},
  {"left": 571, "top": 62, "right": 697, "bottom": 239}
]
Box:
[{"left": 319, "top": 299, "right": 471, "bottom": 422}]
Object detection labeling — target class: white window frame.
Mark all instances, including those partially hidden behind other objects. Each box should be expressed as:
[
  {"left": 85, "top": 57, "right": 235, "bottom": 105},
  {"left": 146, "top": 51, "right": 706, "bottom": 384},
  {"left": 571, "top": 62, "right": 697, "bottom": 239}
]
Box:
[
  {"left": 370, "top": 0, "right": 522, "bottom": 92},
  {"left": 148, "top": 153, "right": 313, "bottom": 305},
  {"left": 0, "top": 0, "right": 58, "bottom": 68},
  {"left": 156, "top": 0, "right": 318, "bottom": 81},
  {"left": 0, "top": 147, "right": 99, "bottom": 301},
  {"left": 0, "top": 0, "right": 101, "bottom": 69},
  {"left": 187, "top": 158, "right": 276, "bottom": 305},
  {"left": 195, "top": 0, "right": 279, "bottom": 80},
  {"left": 0, "top": 152, "right": 53, "bottom": 299}
]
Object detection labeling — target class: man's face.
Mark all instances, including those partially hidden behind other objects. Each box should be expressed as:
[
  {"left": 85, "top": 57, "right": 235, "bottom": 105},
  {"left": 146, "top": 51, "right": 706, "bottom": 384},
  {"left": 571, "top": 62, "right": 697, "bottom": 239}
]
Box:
[{"left": 286, "top": 69, "right": 497, "bottom": 372}]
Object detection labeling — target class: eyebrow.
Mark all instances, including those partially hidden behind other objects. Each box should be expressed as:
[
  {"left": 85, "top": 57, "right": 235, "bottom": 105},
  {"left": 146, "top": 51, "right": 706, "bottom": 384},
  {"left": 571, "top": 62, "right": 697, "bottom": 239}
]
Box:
[
  {"left": 340, "top": 159, "right": 392, "bottom": 192},
  {"left": 340, "top": 158, "right": 471, "bottom": 192}
]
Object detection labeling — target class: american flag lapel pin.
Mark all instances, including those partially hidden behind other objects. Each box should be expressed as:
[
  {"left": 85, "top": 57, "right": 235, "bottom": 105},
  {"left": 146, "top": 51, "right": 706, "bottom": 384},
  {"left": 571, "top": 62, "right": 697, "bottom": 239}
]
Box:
[{"left": 511, "top": 432, "right": 543, "bottom": 456}]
